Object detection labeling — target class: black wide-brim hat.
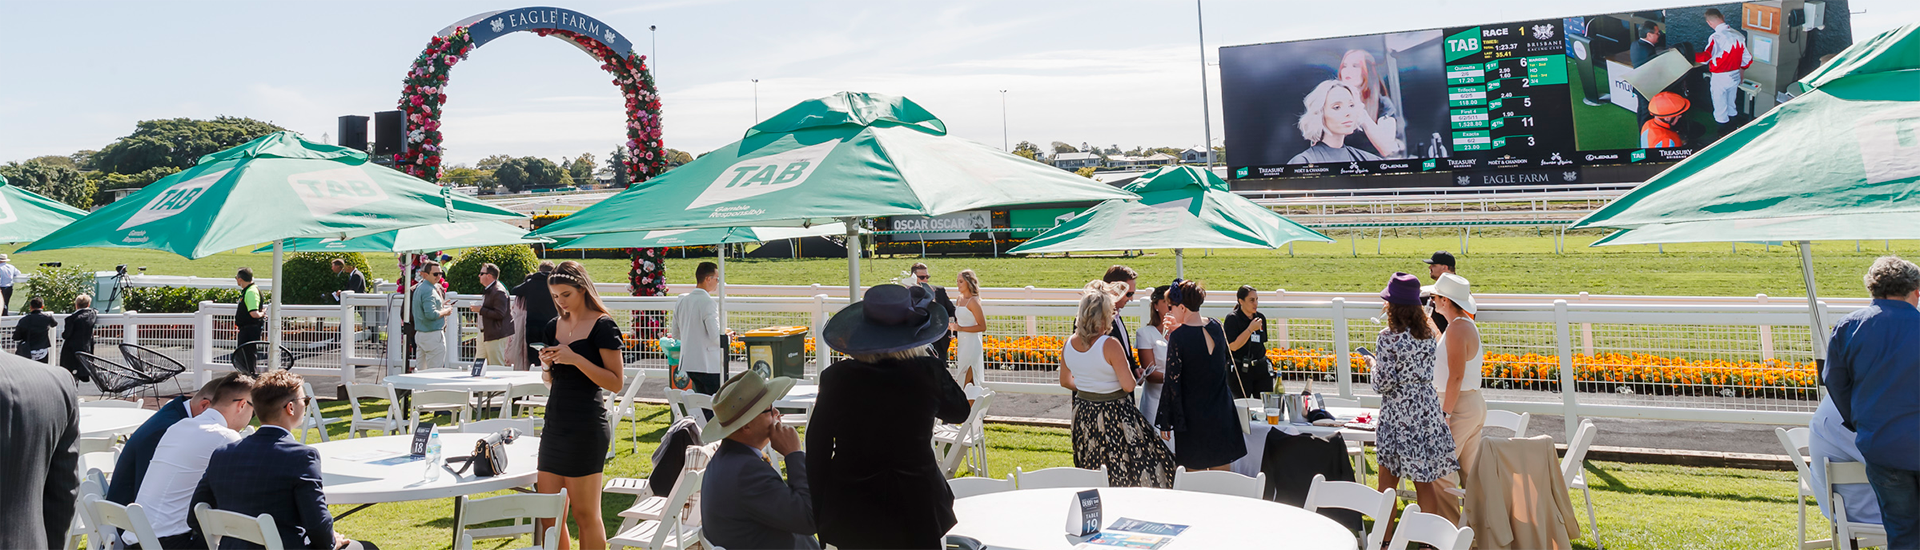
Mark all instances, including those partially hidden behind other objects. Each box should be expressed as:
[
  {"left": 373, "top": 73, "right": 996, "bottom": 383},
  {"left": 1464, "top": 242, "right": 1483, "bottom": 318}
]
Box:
[{"left": 824, "top": 284, "right": 950, "bottom": 355}]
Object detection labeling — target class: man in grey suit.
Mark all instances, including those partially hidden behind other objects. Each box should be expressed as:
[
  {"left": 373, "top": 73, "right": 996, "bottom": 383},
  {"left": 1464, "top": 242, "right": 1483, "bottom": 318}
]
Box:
[
  {"left": 0, "top": 354, "right": 81, "bottom": 549},
  {"left": 700, "top": 371, "right": 818, "bottom": 549}
]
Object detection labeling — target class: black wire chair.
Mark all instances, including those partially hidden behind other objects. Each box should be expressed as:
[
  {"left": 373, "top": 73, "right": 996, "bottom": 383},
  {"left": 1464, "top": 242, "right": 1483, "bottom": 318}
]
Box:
[
  {"left": 118, "top": 343, "right": 189, "bottom": 394},
  {"left": 75, "top": 351, "right": 159, "bottom": 400},
  {"left": 233, "top": 340, "right": 298, "bottom": 375}
]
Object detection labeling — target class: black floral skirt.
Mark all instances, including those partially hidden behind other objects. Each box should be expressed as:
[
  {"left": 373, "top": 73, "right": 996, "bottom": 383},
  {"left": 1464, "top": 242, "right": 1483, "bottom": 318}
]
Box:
[{"left": 1072, "top": 394, "right": 1177, "bottom": 488}]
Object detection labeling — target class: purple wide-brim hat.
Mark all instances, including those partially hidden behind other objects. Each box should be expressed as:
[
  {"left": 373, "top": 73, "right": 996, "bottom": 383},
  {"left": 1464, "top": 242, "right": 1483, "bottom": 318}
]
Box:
[{"left": 1380, "top": 272, "right": 1422, "bottom": 305}]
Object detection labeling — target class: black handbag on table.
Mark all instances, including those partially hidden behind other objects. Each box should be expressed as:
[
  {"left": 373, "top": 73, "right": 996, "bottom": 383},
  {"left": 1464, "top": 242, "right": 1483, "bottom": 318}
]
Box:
[{"left": 449, "top": 428, "right": 520, "bottom": 477}]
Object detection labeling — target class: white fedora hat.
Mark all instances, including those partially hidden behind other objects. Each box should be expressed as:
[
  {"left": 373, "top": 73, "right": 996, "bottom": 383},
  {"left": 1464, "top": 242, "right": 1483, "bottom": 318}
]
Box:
[{"left": 1420, "top": 273, "right": 1477, "bottom": 315}]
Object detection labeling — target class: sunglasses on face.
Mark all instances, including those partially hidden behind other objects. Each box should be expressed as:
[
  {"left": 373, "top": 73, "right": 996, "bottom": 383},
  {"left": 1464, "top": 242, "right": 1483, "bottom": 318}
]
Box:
[
  {"left": 1124, "top": 291, "right": 1135, "bottom": 299},
  {"left": 916, "top": 274, "right": 930, "bottom": 280}
]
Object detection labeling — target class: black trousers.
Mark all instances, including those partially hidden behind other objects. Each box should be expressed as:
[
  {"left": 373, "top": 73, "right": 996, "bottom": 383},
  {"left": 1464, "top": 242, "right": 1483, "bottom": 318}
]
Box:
[
  {"left": 689, "top": 372, "right": 721, "bottom": 420},
  {"left": 1232, "top": 364, "right": 1273, "bottom": 399},
  {"left": 1, "top": 285, "right": 11, "bottom": 315},
  {"left": 235, "top": 324, "right": 264, "bottom": 373}
]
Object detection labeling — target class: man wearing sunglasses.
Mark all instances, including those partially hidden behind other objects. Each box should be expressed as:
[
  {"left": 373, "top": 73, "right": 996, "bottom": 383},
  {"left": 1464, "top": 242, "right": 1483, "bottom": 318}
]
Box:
[
  {"left": 410, "top": 261, "right": 455, "bottom": 370},
  {"left": 1102, "top": 265, "right": 1142, "bottom": 377},
  {"left": 910, "top": 263, "right": 956, "bottom": 362}
]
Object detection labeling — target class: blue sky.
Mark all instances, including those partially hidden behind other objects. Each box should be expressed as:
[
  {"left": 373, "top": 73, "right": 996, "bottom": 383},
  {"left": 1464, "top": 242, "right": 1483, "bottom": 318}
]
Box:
[{"left": 3, "top": 0, "right": 1913, "bottom": 167}]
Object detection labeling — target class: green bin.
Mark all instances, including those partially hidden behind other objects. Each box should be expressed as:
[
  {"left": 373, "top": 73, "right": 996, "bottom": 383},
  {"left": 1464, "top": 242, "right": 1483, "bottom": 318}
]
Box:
[{"left": 741, "top": 326, "right": 810, "bottom": 380}]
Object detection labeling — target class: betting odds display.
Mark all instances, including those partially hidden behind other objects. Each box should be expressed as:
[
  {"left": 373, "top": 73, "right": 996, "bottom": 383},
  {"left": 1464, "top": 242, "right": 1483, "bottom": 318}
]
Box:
[{"left": 1219, "top": 2, "right": 1854, "bottom": 187}]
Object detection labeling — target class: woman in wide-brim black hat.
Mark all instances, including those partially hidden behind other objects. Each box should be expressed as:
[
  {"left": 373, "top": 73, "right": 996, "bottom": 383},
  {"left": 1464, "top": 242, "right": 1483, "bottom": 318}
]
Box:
[{"left": 806, "top": 284, "right": 970, "bottom": 549}]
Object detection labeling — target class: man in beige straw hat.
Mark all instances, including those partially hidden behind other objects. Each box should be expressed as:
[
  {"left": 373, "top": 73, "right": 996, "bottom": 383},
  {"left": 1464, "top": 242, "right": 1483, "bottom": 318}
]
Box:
[{"left": 700, "top": 370, "right": 820, "bottom": 549}]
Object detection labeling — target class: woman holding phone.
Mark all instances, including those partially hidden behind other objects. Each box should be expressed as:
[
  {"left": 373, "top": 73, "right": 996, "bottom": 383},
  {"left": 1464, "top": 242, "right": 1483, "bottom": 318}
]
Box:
[
  {"left": 534, "top": 261, "right": 625, "bottom": 549},
  {"left": 1366, "top": 272, "right": 1459, "bottom": 529}
]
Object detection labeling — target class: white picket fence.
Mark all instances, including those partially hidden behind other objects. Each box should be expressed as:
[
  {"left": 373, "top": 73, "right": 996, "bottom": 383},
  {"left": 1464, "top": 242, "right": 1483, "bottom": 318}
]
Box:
[{"left": 13, "top": 284, "right": 1859, "bottom": 440}]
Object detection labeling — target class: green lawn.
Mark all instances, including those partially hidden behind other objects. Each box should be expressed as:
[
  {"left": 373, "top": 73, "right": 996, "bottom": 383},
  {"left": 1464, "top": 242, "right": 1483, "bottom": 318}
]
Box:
[
  {"left": 16, "top": 233, "right": 1915, "bottom": 301},
  {"left": 185, "top": 400, "right": 1827, "bottom": 550}
]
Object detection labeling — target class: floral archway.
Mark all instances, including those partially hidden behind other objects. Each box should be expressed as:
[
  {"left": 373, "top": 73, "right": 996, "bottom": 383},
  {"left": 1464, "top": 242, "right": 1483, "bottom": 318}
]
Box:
[{"left": 393, "top": 8, "right": 666, "bottom": 185}]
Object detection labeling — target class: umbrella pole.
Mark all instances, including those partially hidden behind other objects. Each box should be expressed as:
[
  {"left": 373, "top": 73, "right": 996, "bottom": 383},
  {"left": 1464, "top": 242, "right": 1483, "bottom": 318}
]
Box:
[
  {"left": 717, "top": 246, "right": 728, "bottom": 340},
  {"left": 1174, "top": 248, "right": 1185, "bottom": 279},
  {"left": 842, "top": 217, "right": 861, "bottom": 302},
  {"left": 270, "top": 239, "right": 283, "bottom": 370},
  {"left": 1798, "top": 241, "right": 1828, "bottom": 363}
]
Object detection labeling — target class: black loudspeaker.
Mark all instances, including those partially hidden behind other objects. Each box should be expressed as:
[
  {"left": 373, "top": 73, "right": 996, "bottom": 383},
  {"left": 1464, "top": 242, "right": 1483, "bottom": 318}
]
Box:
[
  {"left": 373, "top": 110, "right": 405, "bottom": 158},
  {"left": 337, "top": 115, "right": 369, "bottom": 151}
]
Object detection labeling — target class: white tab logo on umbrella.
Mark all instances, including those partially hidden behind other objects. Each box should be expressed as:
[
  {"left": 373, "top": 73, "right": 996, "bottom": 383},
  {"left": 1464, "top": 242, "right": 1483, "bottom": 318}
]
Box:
[
  {"left": 0, "top": 194, "right": 17, "bottom": 226},
  {"left": 1857, "top": 106, "right": 1920, "bottom": 185},
  {"left": 287, "top": 167, "right": 391, "bottom": 217},
  {"left": 688, "top": 141, "right": 835, "bottom": 210},
  {"left": 120, "top": 169, "right": 229, "bottom": 231},
  {"left": 429, "top": 223, "right": 479, "bottom": 239}
]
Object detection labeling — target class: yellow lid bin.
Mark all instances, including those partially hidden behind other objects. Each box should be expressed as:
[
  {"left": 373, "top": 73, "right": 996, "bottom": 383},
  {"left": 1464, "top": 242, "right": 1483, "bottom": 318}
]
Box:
[{"left": 741, "top": 326, "right": 810, "bottom": 380}]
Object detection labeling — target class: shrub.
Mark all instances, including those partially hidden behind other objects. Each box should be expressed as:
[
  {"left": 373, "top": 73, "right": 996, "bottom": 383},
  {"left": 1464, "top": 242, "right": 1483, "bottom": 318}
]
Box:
[
  {"left": 279, "top": 252, "right": 371, "bottom": 305},
  {"left": 125, "top": 286, "right": 244, "bottom": 313},
  {"left": 21, "top": 266, "right": 94, "bottom": 313},
  {"left": 448, "top": 245, "right": 538, "bottom": 295}
]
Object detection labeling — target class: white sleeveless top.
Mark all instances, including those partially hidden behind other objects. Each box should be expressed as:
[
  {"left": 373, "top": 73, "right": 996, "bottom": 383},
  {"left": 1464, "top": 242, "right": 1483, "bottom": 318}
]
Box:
[
  {"left": 1433, "top": 317, "right": 1483, "bottom": 393},
  {"left": 1064, "top": 335, "right": 1123, "bottom": 394}
]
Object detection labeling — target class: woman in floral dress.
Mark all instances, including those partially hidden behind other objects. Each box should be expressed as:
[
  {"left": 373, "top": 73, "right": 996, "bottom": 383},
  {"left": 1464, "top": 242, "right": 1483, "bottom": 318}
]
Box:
[{"left": 1367, "top": 272, "right": 1460, "bottom": 530}]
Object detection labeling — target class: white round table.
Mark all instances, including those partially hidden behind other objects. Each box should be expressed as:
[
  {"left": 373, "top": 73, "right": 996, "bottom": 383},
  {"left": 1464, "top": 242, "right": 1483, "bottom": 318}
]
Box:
[
  {"left": 949, "top": 487, "right": 1357, "bottom": 549},
  {"left": 384, "top": 370, "right": 544, "bottom": 393},
  {"left": 312, "top": 433, "right": 542, "bottom": 506},
  {"left": 79, "top": 407, "right": 155, "bottom": 438},
  {"left": 776, "top": 384, "right": 818, "bottom": 408}
]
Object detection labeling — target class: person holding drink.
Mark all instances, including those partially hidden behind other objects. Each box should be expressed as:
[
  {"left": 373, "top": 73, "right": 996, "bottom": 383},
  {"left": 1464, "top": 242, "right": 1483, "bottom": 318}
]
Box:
[{"left": 1224, "top": 285, "right": 1272, "bottom": 398}]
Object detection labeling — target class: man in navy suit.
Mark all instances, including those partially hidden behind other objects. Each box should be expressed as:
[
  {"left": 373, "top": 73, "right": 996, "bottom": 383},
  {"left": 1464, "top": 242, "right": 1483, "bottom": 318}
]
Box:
[
  {"left": 107, "top": 374, "right": 234, "bottom": 506},
  {"left": 190, "top": 370, "right": 378, "bottom": 550}
]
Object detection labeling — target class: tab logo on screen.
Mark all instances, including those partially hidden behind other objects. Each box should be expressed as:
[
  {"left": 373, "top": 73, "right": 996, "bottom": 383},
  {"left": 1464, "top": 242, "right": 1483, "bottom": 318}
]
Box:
[
  {"left": 288, "top": 167, "right": 389, "bottom": 217},
  {"left": 1422, "top": 159, "right": 1437, "bottom": 171},
  {"left": 1630, "top": 150, "right": 1648, "bottom": 162},
  {"left": 120, "top": 169, "right": 230, "bottom": 231},
  {"left": 1445, "top": 28, "right": 1482, "bottom": 63},
  {"left": 1234, "top": 167, "right": 1249, "bottom": 178},
  {"left": 689, "top": 141, "right": 835, "bottom": 210}
]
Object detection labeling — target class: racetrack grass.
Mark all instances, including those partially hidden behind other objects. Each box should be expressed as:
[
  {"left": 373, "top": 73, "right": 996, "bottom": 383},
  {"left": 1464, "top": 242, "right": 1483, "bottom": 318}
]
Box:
[
  {"left": 16, "top": 233, "right": 1914, "bottom": 303},
  {"left": 118, "top": 400, "right": 1825, "bottom": 550}
]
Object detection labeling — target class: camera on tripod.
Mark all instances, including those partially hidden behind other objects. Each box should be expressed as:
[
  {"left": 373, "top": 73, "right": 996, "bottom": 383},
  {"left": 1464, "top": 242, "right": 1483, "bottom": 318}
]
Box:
[{"left": 39, "top": 262, "right": 60, "bottom": 268}]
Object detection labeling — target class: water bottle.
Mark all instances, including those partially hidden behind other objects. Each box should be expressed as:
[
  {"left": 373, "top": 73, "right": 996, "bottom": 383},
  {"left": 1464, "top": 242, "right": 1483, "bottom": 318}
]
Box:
[{"left": 423, "top": 429, "right": 443, "bottom": 482}]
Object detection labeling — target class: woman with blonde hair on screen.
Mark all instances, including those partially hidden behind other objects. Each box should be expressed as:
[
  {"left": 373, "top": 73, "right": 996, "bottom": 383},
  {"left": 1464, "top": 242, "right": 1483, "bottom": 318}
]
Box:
[{"left": 1288, "top": 81, "right": 1386, "bottom": 165}]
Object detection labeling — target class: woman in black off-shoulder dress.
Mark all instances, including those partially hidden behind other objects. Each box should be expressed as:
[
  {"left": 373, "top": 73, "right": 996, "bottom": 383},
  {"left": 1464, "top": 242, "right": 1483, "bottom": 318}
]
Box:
[{"left": 534, "top": 261, "right": 625, "bottom": 550}]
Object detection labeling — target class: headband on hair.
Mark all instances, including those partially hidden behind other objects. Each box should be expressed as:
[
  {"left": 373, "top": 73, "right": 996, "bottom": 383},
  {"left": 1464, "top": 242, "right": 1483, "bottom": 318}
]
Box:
[{"left": 1167, "top": 278, "right": 1185, "bottom": 305}]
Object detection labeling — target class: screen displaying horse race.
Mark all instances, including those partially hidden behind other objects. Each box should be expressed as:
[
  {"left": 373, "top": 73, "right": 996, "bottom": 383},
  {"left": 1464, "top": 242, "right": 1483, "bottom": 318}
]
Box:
[{"left": 1220, "top": 1, "right": 1855, "bottom": 188}]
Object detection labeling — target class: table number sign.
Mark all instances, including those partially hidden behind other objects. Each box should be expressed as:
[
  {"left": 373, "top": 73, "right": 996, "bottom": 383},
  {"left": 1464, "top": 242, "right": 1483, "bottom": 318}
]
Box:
[
  {"left": 1066, "top": 489, "right": 1102, "bottom": 536},
  {"left": 470, "top": 359, "right": 487, "bottom": 377},
  {"left": 410, "top": 422, "right": 435, "bottom": 457}
]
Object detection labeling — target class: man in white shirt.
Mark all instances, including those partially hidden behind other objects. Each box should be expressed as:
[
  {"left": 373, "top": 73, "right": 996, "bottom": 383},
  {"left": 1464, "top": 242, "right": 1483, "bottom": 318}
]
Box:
[
  {"left": 134, "top": 374, "right": 256, "bottom": 549},
  {"left": 672, "top": 261, "right": 728, "bottom": 397},
  {"left": 0, "top": 254, "right": 21, "bottom": 316}
]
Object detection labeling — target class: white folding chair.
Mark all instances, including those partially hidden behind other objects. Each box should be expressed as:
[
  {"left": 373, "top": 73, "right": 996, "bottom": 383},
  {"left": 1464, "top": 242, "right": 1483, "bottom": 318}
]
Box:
[
  {"left": 79, "top": 398, "right": 144, "bottom": 408},
  {"left": 664, "top": 388, "right": 692, "bottom": 423},
  {"left": 1562, "top": 419, "right": 1603, "bottom": 550},
  {"left": 1304, "top": 473, "right": 1397, "bottom": 550},
  {"left": 74, "top": 436, "right": 120, "bottom": 481},
  {"left": 682, "top": 392, "right": 715, "bottom": 420},
  {"left": 194, "top": 502, "right": 285, "bottom": 550},
  {"left": 609, "top": 469, "right": 703, "bottom": 550},
  {"left": 1173, "top": 467, "right": 1264, "bottom": 499},
  {"left": 1823, "top": 458, "right": 1889, "bottom": 550},
  {"left": 85, "top": 494, "right": 164, "bottom": 550},
  {"left": 1385, "top": 503, "right": 1474, "bottom": 550},
  {"left": 410, "top": 389, "right": 473, "bottom": 430},
  {"left": 454, "top": 489, "right": 568, "bottom": 550},
  {"left": 67, "top": 478, "right": 104, "bottom": 550},
  {"left": 1234, "top": 397, "right": 1261, "bottom": 434},
  {"left": 606, "top": 369, "right": 648, "bottom": 457},
  {"left": 299, "top": 381, "right": 346, "bottom": 442},
  {"left": 455, "top": 418, "right": 538, "bottom": 434},
  {"left": 948, "top": 475, "right": 1016, "bottom": 500},
  {"left": 1776, "top": 427, "right": 1833, "bottom": 550},
  {"left": 934, "top": 389, "right": 995, "bottom": 478},
  {"left": 345, "top": 383, "right": 403, "bottom": 438},
  {"left": 1013, "top": 466, "right": 1109, "bottom": 490},
  {"left": 1482, "top": 409, "right": 1531, "bottom": 437},
  {"left": 618, "top": 444, "right": 717, "bottom": 525},
  {"left": 506, "top": 381, "right": 550, "bottom": 424}
]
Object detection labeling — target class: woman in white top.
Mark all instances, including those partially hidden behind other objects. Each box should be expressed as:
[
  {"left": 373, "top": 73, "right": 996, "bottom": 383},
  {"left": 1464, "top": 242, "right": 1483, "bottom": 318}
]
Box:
[
  {"left": 1134, "top": 285, "right": 1171, "bottom": 423},
  {"left": 949, "top": 269, "right": 986, "bottom": 387},
  {"left": 1426, "top": 273, "right": 1486, "bottom": 489},
  {"left": 1062, "top": 281, "right": 1177, "bottom": 488}
]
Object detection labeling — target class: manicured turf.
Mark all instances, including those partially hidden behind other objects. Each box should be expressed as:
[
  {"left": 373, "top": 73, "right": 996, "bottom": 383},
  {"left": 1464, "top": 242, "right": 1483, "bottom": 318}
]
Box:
[
  {"left": 16, "top": 234, "right": 1913, "bottom": 301},
  {"left": 140, "top": 400, "right": 1828, "bottom": 550}
]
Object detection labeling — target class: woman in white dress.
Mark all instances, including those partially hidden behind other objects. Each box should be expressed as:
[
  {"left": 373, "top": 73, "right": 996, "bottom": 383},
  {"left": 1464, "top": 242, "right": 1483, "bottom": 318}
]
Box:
[
  {"left": 1135, "top": 285, "right": 1171, "bottom": 422},
  {"left": 950, "top": 269, "right": 986, "bottom": 387}
]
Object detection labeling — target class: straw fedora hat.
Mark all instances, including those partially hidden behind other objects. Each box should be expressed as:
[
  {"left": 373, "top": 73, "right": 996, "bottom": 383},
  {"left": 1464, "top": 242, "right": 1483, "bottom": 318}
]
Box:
[
  {"left": 701, "top": 370, "right": 797, "bottom": 441},
  {"left": 1421, "top": 273, "right": 1477, "bottom": 315}
]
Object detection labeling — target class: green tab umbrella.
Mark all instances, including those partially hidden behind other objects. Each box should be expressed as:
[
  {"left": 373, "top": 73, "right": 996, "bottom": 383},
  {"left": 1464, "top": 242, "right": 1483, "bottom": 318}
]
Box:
[
  {"left": 20, "top": 131, "right": 524, "bottom": 369},
  {"left": 1009, "top": 165, "right": 1331, "bottom": 277},
  {"left": 255, "top": 220, "right": 549, "bottom": 254},
  {"left": 0, "top": 175, "right": 89, "bottom": 243},
  {"left": 551, "top": 223, "right": 854, "bottom": 332},
  {"left": 1571, "top": 23, "right": 1920, "bottom": 358},
  {"left": 530, "top": 92, "right": 1136, "bottom": 298}
]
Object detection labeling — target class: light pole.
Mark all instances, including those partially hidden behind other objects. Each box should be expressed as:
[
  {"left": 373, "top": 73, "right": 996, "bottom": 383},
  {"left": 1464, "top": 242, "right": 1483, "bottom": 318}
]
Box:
[
  {"left": 1197, "top": 0, "right": 1214, "bottom": 168},
  {"left": 998, "top": 89, "right": 1009, "bottom": 151},
  {"left": 649, "top": 25, "right": 657, "bottom": 78},
  {"left": 752, "top": 79, "right": 760, "bottom": 122}
]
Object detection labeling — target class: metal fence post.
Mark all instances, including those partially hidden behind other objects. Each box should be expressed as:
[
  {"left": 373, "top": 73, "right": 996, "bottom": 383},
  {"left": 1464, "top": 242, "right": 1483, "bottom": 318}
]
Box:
[
  {"left": 1555, "top": 300, "right": 1578, "bottom": 442},
  {"left": 1332, "top": 298, "right": 1352, "bottom": 398}
]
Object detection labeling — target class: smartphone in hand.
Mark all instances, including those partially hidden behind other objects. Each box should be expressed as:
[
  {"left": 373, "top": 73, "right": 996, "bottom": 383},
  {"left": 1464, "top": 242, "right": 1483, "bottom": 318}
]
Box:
[{"left": 1353, "top": 346, "right": 1373, "bottom": 358}]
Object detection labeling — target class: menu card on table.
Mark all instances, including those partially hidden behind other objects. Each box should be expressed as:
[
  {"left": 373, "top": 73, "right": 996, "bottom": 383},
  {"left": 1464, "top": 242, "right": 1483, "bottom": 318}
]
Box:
[
  {"left": 1071, "top": 517, "right": 1187, "bottom": 549},
  {"left": 1065, "top": 489, "right": 1102, "bottom": 536}
]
